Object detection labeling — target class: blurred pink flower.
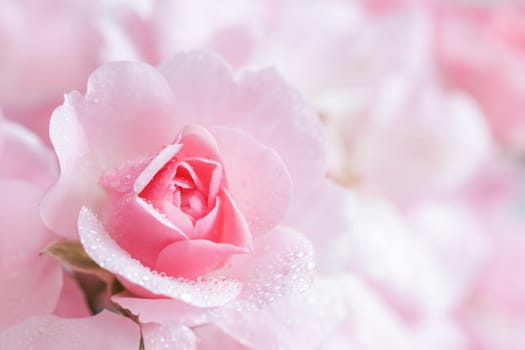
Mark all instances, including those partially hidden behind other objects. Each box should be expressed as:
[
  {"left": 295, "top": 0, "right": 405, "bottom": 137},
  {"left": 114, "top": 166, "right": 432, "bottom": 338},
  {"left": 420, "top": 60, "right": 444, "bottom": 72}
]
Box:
[
  {"left": 0, "top": 0, "right": 102, "bottom": 142},
  {"left": 0, "top": 111, "right": 91, "bottom": 331},
  {"left": 453, "top": 158, "right": 525, "bottom": 350},
  {"left": 435, "top": 3, "right": 525, "bottom": 153}
]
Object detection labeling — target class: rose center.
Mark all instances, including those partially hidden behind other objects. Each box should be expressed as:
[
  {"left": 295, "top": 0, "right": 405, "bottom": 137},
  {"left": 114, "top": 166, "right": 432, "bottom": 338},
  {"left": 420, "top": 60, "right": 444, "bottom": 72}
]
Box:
[{"left": 171, "top": 166, "right": 207, "bottom": 220}]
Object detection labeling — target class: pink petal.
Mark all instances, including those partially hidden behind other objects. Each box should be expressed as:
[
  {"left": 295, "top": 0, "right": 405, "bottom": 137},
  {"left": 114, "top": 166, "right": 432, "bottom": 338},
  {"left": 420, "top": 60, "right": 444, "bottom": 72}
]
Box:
[
  {"left": 132, "top": 143, "right": 181, "bottom": 194},
  {"left": 103, "top": 193, "right": 188, "bottom": 268},
  {"left": 40, "top": 97, "right": 103, "bottom": 239},
  {"left": 78, "top": 207, "right": 241, "bottom": 306},
  {"left": 193, "top": 197, "right": 220, "bottom": 240},
  {"left": 0, "top": 115, "right": 57, "bottom": 187},
  {"left": 213, "top": 226, "right": 315, "bottom": 308},
  {"left": 215, "top": 276, "right": 349, "bottom": 350},
  {"left": 193, "top": 324, "right": 248, "bottom": 350},
  {"left": 155, "top": 239, "right": 248, "bottom": 279},
  {"left": 211, "top": 127, "right": 292, "bottom": 235},
  {"left": 216, "top": 188, "right": 253, "bottom": 249},
  {"left": 177, "top": 124, "right": 222, "bottom": 162},
  {"left": 74, "top": 61, "right": 179, "bottom": 169},
  {"left": 112, "top": 294, "right": 212, "bottom": 326},
  {"left": 232, "top": 68, "right": 327, "bottom": 204},
  {"left": 185, "top": 158, "right": 224, "bottom": 206},
  {"left": 53, "top": 271, "right": 90, "bottom": 318},
  {"left": 0, "top": 311, "right": 140, "bottom": 349},
  {"left": 0, "top": 179, "right": 62, "bottom": 330},
  {"left": 159, "top": 51, "right": 236, "bottom": 127},
  {"left": 283, "top": 178, "right": 351, "bottom": 273},
  {"left": 142, "top": 323, "right": 196, "bottom": 350}
]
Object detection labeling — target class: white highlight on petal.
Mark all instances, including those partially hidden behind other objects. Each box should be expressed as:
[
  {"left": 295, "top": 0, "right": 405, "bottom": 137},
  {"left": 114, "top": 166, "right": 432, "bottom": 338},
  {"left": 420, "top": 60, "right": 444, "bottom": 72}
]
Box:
[{"left": 134, "top": 143, "right": 182, "bottom": 194}]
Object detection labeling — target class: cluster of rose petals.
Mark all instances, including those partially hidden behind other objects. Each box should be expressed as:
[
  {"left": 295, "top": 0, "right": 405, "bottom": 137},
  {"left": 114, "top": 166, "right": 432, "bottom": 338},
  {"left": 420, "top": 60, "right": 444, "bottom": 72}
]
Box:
[{"left": 39, "top": 49, "right": 352, "bottom": 348}]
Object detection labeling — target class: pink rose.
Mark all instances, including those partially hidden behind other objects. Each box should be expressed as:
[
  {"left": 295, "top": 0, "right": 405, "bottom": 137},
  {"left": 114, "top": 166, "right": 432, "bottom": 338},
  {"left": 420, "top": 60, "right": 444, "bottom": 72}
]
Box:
[
  {"left": 98, "top": 123, "right": 257, "bottom": 282},
  {"left": 40, "top": 51, "right": 348, "bottom": 347}
]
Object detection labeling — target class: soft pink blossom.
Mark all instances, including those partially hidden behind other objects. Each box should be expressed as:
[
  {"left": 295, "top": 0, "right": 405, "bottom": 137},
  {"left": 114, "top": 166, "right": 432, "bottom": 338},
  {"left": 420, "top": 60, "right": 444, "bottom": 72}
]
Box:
[
  {"left": 435, "top": 3, "right": 525, "bottom": 153},
  {"left": 453, "top": 158, "right": 525, "bottom": 349},
  {"left": 40, "top": 51, "right": 349, "bottom": 346},
  {"left": 0, "top": 114, "right": 90, "bottom": 330},
  {"left": 0, "top": 0, "right": 102, "bottom": 142}
]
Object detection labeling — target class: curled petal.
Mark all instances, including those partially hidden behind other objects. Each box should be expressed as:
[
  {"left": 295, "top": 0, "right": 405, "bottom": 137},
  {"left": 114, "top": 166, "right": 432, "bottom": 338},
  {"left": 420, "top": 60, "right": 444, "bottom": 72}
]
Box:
[
  {"left": 155, "top": 239, "right": 248, "bottom": 279},
  {"left": 103, "top": 194, "right": 188, "bottom": 268},
  {"left": 78, "top": 207, "right": 241, "bottom": 307}
]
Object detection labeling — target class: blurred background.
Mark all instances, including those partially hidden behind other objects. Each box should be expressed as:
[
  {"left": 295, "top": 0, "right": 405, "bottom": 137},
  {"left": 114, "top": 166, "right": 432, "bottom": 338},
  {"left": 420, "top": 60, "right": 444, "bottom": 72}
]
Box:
[{"left": 1, "top": 0, "right": 525, "bottom": 349}]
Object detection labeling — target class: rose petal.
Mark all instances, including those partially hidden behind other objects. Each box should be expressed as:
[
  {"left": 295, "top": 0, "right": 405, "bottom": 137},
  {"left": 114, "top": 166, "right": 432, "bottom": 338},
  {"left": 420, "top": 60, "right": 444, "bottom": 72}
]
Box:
[
  {"left": 211, "top": 127, "right": 292, "bottom": 235},
  {"left": 133, "top": 143, "right": 182, "bottom": 194},
  {"left": 0, "top": 179, "right": 62, "bottom": 330},
  {"left": 284, "top": 179, "right": 352, "bottom": 273},
  {"left": 112, "top": 294, "right": 212, "bottom": 327},
  {"left": 40, "top": 97, "right": 101, "bottom": 239},
  {"left": 177, "top": 124, "right": 222, "bottom": 162},
  {"left": 193, "top": 324, "right": 248, "bottom": 350},
  {"left": 78, "top": 207, "right": 241, "bottom": 307},
  {"left": 216, "top": 188, "right": 253, "bottom": 249},
  {"left": 0, "top": 311, "right": 140, "bottom": 349},
  {"left": 215, "top": 276, "right": 349, "bottom": 350},
  {"left": 53, "top": 271, "right": 90, "bottom": 318},
  {"left": 193, "top": 197, "right": 220, "bottom": 240},
  {"left": 233, "top": 68, "right": 327, "bottom": 199},
  {"left": 185, "top": 158, "right": 224, "bottom": 206},
  {"left": 0, "top": 115, "right": 57, "bottom": 187},
  {"left": 142, "top": 323, "right": 196, "bottom": 350},
  {"left": 155, "top": 239, "right": 248, "bottom": 279},
  {"left": 76, "top": 61, "right": 179, "bottom": 169},
  {"left": 212, "top": 226, "right": 315, "bottom": 308},
  {"left": 103, "top": 194, "right": 188, "bottom": 268},
  {"left": 159, "top": 51, "right": 236, "bottom": 127}
]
